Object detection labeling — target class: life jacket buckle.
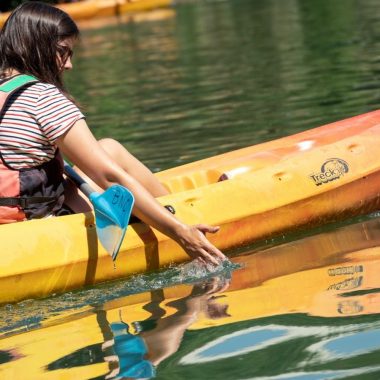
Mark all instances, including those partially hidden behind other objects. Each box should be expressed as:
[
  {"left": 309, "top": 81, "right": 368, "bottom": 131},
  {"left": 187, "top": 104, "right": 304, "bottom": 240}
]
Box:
[{"left": 19, "top": 197, "right": 28, "bottom": 209}]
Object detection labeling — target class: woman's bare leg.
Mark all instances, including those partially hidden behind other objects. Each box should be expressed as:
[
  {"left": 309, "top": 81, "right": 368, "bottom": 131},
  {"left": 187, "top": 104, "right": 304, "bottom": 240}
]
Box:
[
  {"left": 99, "top": 138, "right": 169, "bottom": 197},
  {"left": 64, "top": 138, "right": 170, "bottom": 213}
]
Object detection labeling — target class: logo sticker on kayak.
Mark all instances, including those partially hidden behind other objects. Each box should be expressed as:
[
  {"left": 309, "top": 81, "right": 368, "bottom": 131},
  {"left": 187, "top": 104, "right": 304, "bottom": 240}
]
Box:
[{"left": 310, "top": 158, "right": 349, "bottom": 186}]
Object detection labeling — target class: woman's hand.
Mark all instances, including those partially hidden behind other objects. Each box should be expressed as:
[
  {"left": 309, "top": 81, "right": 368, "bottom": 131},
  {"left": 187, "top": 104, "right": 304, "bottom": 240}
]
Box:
[{"left": 173, "top": 224, "right": 226, "bottom": 265}]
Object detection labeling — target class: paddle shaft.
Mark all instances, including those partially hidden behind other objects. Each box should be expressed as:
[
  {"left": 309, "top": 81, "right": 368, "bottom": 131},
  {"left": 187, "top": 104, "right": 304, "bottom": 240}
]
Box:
[{"left": 64, "top": 162, "right": 94, "bottom": 198}]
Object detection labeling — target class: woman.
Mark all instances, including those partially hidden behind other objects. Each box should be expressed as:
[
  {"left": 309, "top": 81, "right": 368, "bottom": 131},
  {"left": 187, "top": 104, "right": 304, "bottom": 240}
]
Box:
[{"left": 0, "top": 1, "right": 226, "bottom": 265}]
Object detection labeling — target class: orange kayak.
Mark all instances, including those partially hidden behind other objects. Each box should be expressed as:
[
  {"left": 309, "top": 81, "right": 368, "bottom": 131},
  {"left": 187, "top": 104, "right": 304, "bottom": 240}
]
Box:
[
  {"left": 1, "top": 110, "right": 380, "bottom": 304},
  {"left": 0, "top": 0, "right": 172, "bottom": 28}
]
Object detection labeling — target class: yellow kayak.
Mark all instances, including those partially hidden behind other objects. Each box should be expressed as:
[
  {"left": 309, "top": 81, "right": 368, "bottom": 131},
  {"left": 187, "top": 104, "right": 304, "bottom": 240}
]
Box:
[
  {"left": 1, "top": 110, "right": 380, "bottom": 304},
  {"left": 0, "top": 0, "right": 172, "bottom": 28}
]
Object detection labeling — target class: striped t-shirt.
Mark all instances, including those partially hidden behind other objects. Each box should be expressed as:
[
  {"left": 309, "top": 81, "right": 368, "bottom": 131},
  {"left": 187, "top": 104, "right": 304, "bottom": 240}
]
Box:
[{"left": 0, "top": 82, "right": 84, "bottom": 169}]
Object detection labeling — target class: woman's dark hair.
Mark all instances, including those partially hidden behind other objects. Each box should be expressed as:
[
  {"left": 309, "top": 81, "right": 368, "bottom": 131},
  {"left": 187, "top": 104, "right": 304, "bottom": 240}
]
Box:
[{"left": 0, "top": 1, "right": 79, "bottom": 93}]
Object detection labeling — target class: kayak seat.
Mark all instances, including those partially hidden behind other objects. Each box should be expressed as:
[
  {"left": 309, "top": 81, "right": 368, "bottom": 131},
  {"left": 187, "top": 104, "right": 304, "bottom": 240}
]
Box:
[{"left": 160, "top": 169, "right": 223, "bottom": 193}]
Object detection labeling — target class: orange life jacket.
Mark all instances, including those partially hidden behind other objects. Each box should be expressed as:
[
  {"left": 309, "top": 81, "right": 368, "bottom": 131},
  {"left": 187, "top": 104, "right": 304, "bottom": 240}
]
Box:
[{"left": 0, "top": 74, "right": 65, "bottom": 223}]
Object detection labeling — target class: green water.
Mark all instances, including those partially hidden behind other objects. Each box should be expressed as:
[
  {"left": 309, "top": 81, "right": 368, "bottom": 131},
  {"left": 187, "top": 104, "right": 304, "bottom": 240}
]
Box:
[
  {"left": 1, "top": 0, "right": 380, "bottom": 378},
  {"left": 67, "top": 0, "right": 380, "bottom": 172}
]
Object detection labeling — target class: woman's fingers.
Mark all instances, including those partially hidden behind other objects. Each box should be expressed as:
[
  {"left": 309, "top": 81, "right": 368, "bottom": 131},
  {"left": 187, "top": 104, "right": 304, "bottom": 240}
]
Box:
[
  {"left": 216, "top": 279, "right": 231, "bottom": 293},
  {"left": 195, "top": 224, "right": 220, "bottom": 234},
  {"left": 194, "top": 225, "right": 224, "bottom": 252},
  {"left": 196, "top": 229, "right": 226, "bottom": 262},
  {"left": 193, "top": 256, "right": 207, "bottom": 266},
  {"left": 197, "top": 248, "right": 220, "bottom": 266},
  {"left": 204, "top": 278, "right": 221, "bottom": 294},
  {"left": 176, "top": 224, "right": 226, "bottom": 265}
]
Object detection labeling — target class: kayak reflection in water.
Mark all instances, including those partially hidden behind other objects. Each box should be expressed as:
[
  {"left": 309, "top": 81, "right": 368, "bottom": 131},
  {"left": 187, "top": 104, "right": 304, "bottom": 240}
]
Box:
[
  {"left": 0, "top": 1, "right": 226, "bottom": 265},
  {"left": 0, "top": 348, "right": 24, "bottom": 365}
]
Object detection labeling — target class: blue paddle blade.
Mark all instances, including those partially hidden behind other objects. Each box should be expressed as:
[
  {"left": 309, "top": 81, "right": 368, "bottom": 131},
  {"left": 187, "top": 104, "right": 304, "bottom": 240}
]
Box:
[{"left": 89, "top": 185, "right": 134, "bottom": 261}]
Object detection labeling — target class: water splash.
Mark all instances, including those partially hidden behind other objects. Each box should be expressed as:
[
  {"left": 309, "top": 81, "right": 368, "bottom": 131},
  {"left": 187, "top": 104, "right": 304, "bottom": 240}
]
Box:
[{"left": 0, "top": 259, "right": 240, "bottom": 336}]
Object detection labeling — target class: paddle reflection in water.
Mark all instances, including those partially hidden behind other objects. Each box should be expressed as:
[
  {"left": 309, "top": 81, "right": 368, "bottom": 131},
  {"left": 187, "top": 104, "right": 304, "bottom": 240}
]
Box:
[{"left": 1, "top": 216, "right": 380, "bottom": 379}]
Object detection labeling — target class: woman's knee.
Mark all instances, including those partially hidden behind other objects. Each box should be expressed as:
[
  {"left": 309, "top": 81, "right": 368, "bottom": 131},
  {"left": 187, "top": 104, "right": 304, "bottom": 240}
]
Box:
[
  {"left": 99, "top": 138, "right": 124, "bottom": 153},
  {"left": 98, "top": 138, "right": 130, "bottom": 161}
]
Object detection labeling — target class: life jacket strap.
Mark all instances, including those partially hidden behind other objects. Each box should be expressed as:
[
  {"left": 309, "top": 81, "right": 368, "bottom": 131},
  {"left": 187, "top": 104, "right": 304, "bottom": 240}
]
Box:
[
  {"left": 0, "top": 74, "right": 38, "bottom": 93},
  {"left": 0, "top": 74, "right": 64, "bottom": 220},
  {"left": 0, "top": 196, "right": 57, "bottom": 208}
]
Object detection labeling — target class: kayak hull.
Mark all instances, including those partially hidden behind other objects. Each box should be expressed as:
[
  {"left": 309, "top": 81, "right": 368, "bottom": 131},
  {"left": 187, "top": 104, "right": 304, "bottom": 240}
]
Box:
[
  {"left": 1, "top": 110, "right": 380, "bottom": 304},
  {"left": 0, "top": 0, "right": 172, "bottom": 28}
]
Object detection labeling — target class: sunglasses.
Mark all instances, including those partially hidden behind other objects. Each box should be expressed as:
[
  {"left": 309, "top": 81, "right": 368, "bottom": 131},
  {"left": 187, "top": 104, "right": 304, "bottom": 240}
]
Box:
[{"left": 57, "top": 45, "right": 74, "bottom": 61}]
